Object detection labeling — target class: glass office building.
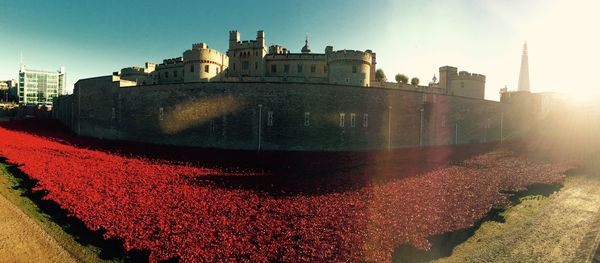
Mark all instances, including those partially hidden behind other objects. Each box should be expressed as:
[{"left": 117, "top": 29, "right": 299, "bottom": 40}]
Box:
[{"left": 18, "top": 64, "right": 65, "bottom": 107}]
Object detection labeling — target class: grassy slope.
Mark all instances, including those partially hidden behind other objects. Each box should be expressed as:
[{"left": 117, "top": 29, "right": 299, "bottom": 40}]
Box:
[{"left": 0, "top": 163, "right": 113, "bottom": 263}]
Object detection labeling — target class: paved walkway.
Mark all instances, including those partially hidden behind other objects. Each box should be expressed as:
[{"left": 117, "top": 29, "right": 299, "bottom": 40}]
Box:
[
  {"left": 437, "top": 174, "right": 600, "bottom": 263},
  {"left": 0, "top": 193, "right": 76, "bottom": 263}
]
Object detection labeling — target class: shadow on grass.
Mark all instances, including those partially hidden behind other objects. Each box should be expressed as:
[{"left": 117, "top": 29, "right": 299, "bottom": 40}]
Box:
[
  {"left": 391, "top": 182, "right": 564, "bottom": 263},
  {"left": 0, "top": 158, "right": 158, "bottom": 263}
]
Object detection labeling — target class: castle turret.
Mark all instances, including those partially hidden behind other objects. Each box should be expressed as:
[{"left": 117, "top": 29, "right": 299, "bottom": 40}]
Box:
[
  {"left": 438, "top": 66, "right": 457, "bottom": 92},
  {"left": 229, "top": 30, "right": 240, "bottom": 47},
  {"left": 327, "top": 50, "right": 373, "bottom": 87},
  {"left": 257, "top": 30, "right": 265, "bottom": 46},
  {"left": 439, "top": 66, "right": 485, "bottom": 99},
  {"left": 365, "top": 50, "right": 376, "bottom": 86},
  {"left": 301, "top": 35, "right": 311, "bottom": 54},
  {"left": 226, "top": 30, "right": 267, "bottom": 77},
  {"left": 183, "top": 43, "right": 228, "bottom": 83}
]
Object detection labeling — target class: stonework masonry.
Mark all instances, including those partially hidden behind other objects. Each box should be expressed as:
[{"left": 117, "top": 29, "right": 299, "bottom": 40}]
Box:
[
  {"left": 114, "top": 30, "right": 485, "bottom": 100},
  {"left": 53, "top": 78, "right": 512, "bottom": 151},
  {"left": 53, "top": 30, "right": 496, "bottom": 151},
  {"left": 438, "top": 66, "right": 486, "bottom": 99},
  {"left": 118, "top": 30, "right": 377, "bottom": 89}
]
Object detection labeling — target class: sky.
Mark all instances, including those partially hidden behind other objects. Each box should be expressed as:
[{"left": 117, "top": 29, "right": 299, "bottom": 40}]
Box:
[{"left": 0, "top": 0, "right": 598, "bottom": 101}]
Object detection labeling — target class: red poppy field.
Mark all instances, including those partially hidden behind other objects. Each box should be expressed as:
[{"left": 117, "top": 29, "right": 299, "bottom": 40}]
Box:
[{"left": 0, "top": 120, "right": 571, "bottom": 262}]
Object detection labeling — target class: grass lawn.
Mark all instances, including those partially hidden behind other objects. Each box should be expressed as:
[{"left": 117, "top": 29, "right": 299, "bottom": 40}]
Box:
[{"left": 0, "top": 162, "right": 113, "bottom": 263}]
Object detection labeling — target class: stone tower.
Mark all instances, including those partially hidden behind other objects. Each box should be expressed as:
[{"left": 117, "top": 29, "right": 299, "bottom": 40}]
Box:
[{"left": 517, "top": 42, "right": 530, "bottom": 92}]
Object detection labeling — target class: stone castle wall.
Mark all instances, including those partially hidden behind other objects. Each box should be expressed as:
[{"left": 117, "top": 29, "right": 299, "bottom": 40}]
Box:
[{"left": 53, "top": 80, "right": 511, "bottom": 151}]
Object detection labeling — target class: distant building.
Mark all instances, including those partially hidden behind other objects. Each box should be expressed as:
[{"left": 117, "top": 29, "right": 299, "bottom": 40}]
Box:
[
  {"left": 0, "top": 82, "right": 8, "bottom": 101},
  {"left": 119, "top": 30, "right": 376, "bottom": 88},
  {"left": 120, "top": 62, "right": 156, "bottom": 85},
  {"left": 0, "top": 79, "right": 18, "bottom": 102},
  {"left": 517, "top": 42, "right": 530, "bottom": 92},
  {"left": 225, "top": 31, "right": 375, "bottom": 87},
  {"left": 438, "top": 66, "right": 486, "bottom": 99},
  {"left": 113, "top": 30, "right": 485, "bottom": 99},
  {"left": 18, "top": 64, "right": 66, "bottom": 107}
]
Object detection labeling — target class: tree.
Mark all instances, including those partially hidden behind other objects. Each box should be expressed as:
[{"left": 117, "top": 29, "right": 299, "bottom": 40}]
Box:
[
  {"left": 410, "top": 77, "right": 420, "bottom": 86},
  {"left": 395, "top": 74, "right": 408, "bottom": 84},
  {"left": 375, "top": 69, "right": 387, "bottom": 82}
]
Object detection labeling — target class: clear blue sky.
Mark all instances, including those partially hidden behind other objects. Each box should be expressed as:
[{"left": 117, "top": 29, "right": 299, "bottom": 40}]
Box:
[{"left": 1, "top": 0, "right": 597, "bottom": 100}]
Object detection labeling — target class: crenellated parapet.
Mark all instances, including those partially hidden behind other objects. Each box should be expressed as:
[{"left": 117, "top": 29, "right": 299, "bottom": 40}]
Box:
[
  {"left": 438, "top": 66, "right": 486, "bottom": 99},
  {"left": 457, "top": 71, "right": 486, "bottom": 81},
  {"left": 327, "top": 50, "right": 372, "bottom": 65},
  {"left": 183, "top": 43, "right": 228, "bottom": 65},
  {"left": 183, "top": 43, "right": 228, "bottom": 82},
  {"left": 120, "top": 62, "right": 156, "bottom": 85},
  {"left": 161, "top": 57, "right": 183, "bottom": 65},
  {"left": 226, "top": 30, "right": 268, "bottom": 77},
  {"left": 114, "top": 30, "right": 381, "bottom": 87},
  {"left": 327, "top": 49, "right": 373, "bottom": 87}
]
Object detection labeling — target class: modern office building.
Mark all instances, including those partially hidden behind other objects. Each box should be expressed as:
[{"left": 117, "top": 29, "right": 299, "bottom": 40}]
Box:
[{"left": 18, "top": 64, "right": 66, "bottom": 107}]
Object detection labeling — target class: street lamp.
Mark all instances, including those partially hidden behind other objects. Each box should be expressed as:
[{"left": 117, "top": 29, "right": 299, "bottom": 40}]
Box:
[{"left": 419, "top": 107, "right": 424, "bottom": 147}]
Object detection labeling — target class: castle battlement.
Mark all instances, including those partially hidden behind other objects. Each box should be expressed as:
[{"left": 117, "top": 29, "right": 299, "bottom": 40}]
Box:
[
  {"left": 457, "top": 71, "right": 486, "bottom": 81},
  {"left": 327, "top": 50, "right": 372, "bottom": 64},
  {"left": 111, "top": 30, "right": 483, "bottom": 96},
  {"left": 228, "top": 30, "right": 266, "bottom": 51},
  {"left": 265, "top": 53, "right": 326, "bottom": 60},
  {"left": 183, "top": 45, "right": 227, "bottom": 64},
  {"left": 192, "top": 43, "right": 208, "bottom": 49},
  {"left": 161, "top": 57, "right": 183, "bottom": 65},
  {"left": 438, "top": 66, "right": 486, "bottom": 99}
]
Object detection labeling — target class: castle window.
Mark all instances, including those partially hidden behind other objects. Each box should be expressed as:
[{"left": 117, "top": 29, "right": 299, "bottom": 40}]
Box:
[
  {"left": 174, "top": 70, "right": 178, "bottom": 77},
  {"left": 216, "top": 67, "right": 220, "bottom": 74},
  {"left": 304, "top": 112, "right": 310, "bottom": 126},
  {"left": 255, "top": 51, "right": 258, "bottom": 56},
  {"left": 267, "top": 111, "right": 273, "bottom": 126},
  {"left": 233, "top": 63, "right": 236, "bottom": 71},
  {"left": 363, "top": 114, "right": 369, "bottom": 128},
  {"left": 159, "top": 107, "right": 164, "bottom": 121},
  {"left": 190, "top": 65, "right": 194, "bottom": 73},
  {"left": 242, "top": 61, "right": 249, "bottom": 70},
  {"left": 255, "top": 62, "right": 258, "bottom": 69},
  {"left": 350, "top": 113, "right": 356, "bottom": 127},
  {"left": 271, "top": 64, "right": 277, "bottom": 73},
  {"left": 297, "top": 64, "right": 303, "bottom": 73},
  {"left": 339, "top": 113, "right": 345, "bottom": 127},
  {"left": 204, "top": 65, "right": 209, "bottom": 73},
  {"left": 352, "top": 65, "right": 357, "bottom": 73},
  {"left": 165, "top": 72, "right": 168, "bottom": 78},
  {"left": 310, "top": 64, "right": 316, "bottom": 73},
  {"left": 283, "top": 64, "right": 290, "bottom": 73}
]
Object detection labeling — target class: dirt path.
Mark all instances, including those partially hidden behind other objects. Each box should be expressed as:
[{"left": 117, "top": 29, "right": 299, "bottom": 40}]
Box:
[
  {"left": 436, "top": 174, "right": 600, "bottom": 263},
  {"left": 0, "top": 193, "right": 76, "bottom": 263}
]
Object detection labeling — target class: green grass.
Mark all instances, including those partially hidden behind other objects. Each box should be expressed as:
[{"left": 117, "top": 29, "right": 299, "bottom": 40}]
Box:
[{"left": 0, "top": 163, "right": 115, "bottom": 263}]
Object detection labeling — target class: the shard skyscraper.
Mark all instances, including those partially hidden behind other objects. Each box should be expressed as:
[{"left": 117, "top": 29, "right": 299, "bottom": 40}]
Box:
[{"left": 517, "top": 42, "right": 530, "bottom": 92}]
